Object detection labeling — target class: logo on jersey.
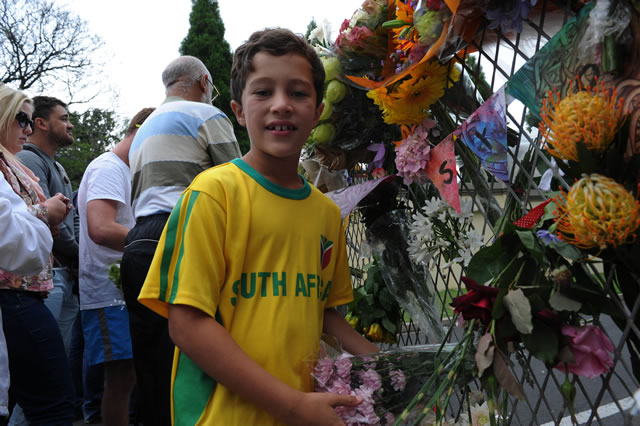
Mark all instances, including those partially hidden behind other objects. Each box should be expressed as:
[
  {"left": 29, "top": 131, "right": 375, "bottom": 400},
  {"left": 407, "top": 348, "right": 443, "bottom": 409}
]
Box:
[{"left": 320, "top": 235, "right": 333, "bottom": 270}]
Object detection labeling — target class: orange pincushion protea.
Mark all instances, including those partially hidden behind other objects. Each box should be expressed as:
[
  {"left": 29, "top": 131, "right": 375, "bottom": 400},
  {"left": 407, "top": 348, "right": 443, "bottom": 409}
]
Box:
[
  {"left": 539, "top": 80, "right": 625, "bottom": 161},
  {"left": 554, "top": 174, "right": 640, "bottom": 249}
]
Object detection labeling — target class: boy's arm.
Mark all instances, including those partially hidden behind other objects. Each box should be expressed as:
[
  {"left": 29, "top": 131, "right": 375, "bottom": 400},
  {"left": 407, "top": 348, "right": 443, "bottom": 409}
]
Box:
[
  {"left": 323, "top": 308, "right": 379, "bottom": 355},
  {"left": 168, "top": 303, "right": 361, "bottom": 426}
]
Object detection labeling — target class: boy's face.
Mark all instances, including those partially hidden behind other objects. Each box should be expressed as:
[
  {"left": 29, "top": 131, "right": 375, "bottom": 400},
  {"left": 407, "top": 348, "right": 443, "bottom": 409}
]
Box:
[{"left": 231, "top": 52, "right": 324, "bottom": 163}]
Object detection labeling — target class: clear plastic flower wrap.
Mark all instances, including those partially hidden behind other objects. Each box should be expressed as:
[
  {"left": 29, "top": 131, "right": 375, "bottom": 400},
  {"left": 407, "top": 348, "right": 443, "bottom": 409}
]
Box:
[{"left": 311, "top": 339, "right": 467, "bottom": 425}]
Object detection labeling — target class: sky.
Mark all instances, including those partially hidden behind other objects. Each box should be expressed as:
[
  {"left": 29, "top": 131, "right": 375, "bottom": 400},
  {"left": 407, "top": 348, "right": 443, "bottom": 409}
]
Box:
[{"left": 60, "top": 0, "right": 362, "bottom": 119}]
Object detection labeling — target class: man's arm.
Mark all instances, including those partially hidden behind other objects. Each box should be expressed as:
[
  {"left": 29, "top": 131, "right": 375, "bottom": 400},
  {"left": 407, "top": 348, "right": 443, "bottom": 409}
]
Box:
[
  {"left": 86, "top": 199, "right": 129, "bottom": 252},
  {"left": 168, "top": 304, "right": 362, "bottom": 426},
  {"left": 323, "top": 308, "right": 379, "bottom": 355},
  {"left": 0, "top": 175, "right": 52, "bottom": 274}
]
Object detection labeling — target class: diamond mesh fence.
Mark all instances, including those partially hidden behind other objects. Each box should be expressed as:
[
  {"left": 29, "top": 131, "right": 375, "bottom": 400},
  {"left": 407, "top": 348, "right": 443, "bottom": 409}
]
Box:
[{"left": 343, "top": 1, "right": 639, "bottom": 424}]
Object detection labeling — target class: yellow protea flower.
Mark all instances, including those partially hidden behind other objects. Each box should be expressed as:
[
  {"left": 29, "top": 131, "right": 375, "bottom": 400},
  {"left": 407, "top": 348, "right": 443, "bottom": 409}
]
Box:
[
  {"left": 554, "top": 174, "right": 640, "bottom": 249},
  {"left": 367, "top": 59, "right": 458, "bottom": 126},
  {"left": 539, "top": 80, "right": 625, "bottom": 161}
]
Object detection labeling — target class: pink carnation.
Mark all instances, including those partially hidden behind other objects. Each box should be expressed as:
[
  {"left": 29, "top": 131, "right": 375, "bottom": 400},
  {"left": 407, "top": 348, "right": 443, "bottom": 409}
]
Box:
[
  {"left": 327, "top": 376, "right": 353, "bottom": 395},
  {"left": 314, "top": 357, "right": 334, "bottom": 389},
  {"left": 359, "top": 369, "right": 382, "bottom": 392},
  {"left": 555, "top": 325, "right": 614, "bottom": 378},
  {"left": 390, "top": 369, "right": 406, "bottom": 391},
  {"left": 335, "top": 355, "right": 353, "bottom": 379}
]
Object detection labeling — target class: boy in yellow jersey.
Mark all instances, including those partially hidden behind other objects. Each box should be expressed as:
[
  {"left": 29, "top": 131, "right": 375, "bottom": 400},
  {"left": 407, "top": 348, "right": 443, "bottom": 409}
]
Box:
[{"left": 138, "top": 28, "right": 379, "bottom": 425}]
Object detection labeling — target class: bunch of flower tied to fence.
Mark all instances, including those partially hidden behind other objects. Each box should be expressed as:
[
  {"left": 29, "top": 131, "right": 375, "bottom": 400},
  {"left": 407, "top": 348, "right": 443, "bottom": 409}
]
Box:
[
  {"left": 312, "top": 341, "right": 472, "bottom": 425},
  {"left": 389, "top": 77, "right": 640, "bottom": 425}
]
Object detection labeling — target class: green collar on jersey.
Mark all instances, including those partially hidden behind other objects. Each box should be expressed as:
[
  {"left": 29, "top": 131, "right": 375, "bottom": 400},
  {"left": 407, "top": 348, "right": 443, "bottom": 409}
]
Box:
[{"left": 231, "top": 158, "right": 311, "bottom": 200}]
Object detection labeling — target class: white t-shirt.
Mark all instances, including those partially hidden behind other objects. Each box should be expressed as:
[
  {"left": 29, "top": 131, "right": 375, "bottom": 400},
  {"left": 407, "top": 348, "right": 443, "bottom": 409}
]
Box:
[{"left": 77, "top": 152, "right": 134, "bottom": 310}]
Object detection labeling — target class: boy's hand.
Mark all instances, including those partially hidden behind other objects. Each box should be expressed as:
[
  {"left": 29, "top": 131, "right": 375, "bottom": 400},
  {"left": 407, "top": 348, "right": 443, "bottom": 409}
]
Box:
[{"left": 287, "top": 392, "right": 362, "bottom": 426}]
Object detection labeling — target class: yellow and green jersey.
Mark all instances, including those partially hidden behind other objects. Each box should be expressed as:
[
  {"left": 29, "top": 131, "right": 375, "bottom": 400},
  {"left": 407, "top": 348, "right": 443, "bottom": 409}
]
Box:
[{"left": 139, "top": 158, "right": 353, "bottom": 425}]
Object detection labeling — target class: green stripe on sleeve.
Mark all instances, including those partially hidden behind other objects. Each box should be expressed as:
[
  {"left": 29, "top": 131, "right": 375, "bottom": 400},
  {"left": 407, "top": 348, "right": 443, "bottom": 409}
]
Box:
[
  {"left": 159, "top": 193, "right": 186, "bottom": 302},
  {"left": 168, "top": 191, "right": 200, "bottom": 304}
]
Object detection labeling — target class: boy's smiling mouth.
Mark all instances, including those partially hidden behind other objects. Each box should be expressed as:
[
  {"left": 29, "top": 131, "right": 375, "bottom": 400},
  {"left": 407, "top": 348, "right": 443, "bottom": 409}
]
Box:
[{"left": 266, "top": 122, "right": 297, "bottom": 131}]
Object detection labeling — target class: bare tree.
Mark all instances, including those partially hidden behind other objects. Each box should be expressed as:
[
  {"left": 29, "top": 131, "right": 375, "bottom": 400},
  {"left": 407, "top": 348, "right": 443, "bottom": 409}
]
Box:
[{"left": 0, "top": 0, "right": 107, "bottom": 104}]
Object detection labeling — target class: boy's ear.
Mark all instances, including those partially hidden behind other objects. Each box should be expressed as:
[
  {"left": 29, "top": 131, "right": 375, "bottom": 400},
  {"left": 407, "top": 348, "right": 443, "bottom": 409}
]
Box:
[{"left": 230, "top": 100, "right": 246, "bottom": 127}]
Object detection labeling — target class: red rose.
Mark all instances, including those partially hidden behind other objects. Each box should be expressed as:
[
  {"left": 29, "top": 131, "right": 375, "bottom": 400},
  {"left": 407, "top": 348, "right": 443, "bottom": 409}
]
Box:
[{"left": 450, "top": 277, "right": 499, "bottom": 325}]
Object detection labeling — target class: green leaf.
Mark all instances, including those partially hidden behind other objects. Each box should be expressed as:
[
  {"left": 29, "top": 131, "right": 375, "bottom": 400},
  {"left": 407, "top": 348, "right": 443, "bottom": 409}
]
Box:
[
  {"left": 503, "top": 289, "right": 533, "bottom": 334},
  {"left": 516, "top": 230, "right": 545, "bottom": 263},
  {"left": 381, "top": 19, "right": 411, "bottom": 29},
  {"left": 382, "top": 317, "right": 397, "bottom": 333},
  {"left": 516, "top": 230, "right": 536, "bottom": 251},
  {"left": 550, "top": 241, "right": 583, "bottom": 260},
  {"left": 521, "top": 319, "right": 559, "bottom": 364},
  {"left": 549, "top": 290, "right": 582, "bottom": 312},
  {"left": 492, "top": 288, "right": 508, "bottom": 319},
  {"left": 372, "top": 308, "right": 386, "bottom": 318},
  {"left": 467, "top": 238, "right": 512, "bottom": 284},
  {"left": 365, "top": 294, "right": 375, "bottom": 306}
]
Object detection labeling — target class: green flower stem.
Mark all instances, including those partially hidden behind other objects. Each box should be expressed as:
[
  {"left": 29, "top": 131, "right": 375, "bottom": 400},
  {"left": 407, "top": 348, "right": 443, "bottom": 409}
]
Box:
[
  {"left": 486, "top": 374, "right": 498, "bottom": 426},
  {"left": 403, "top": 320, "right": 476, "bottom": 425}
]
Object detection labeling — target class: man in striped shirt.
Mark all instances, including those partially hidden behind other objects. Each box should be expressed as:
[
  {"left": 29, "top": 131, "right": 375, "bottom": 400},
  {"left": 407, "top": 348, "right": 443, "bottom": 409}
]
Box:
[{"left": 121, "top": 55, "right": 241, "bottom": 426}]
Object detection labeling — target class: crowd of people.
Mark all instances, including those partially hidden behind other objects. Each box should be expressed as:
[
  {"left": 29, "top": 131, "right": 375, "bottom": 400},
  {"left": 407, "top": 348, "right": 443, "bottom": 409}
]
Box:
[{"left": 0, "top": 28, "right": 378, "bottom": 426}]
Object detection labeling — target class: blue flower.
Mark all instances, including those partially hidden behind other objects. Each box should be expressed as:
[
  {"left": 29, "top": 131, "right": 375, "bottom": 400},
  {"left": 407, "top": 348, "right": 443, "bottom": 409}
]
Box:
[{"left": 537, "top": 229, "right": 561, "bottom": 245}]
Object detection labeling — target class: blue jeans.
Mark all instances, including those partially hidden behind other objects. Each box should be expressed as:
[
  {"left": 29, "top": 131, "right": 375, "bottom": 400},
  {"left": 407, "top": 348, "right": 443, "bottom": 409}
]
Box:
[
  {"left": 46, "top": 267, "right": 80, "bottom": 355},
  {"left": 69, "top": 313, "right": 103, "bottom": 422},
  {"left": 9, "top": 268, "right": 80, "bottom": 426},
  {"left": 0, "top": 290, "right": 74, "bottom": 425}
]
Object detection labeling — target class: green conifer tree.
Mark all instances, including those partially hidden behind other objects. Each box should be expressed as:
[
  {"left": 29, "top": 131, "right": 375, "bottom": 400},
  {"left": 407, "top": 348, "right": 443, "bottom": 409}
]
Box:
[{"left": 180, "top": 0, "right": 249, "bottom": 153}]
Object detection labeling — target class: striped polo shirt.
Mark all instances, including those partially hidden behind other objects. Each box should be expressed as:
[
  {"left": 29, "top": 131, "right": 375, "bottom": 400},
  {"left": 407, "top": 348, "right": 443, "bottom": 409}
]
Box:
[{"left": 129, "top": 96, "right": 241, "bottom": 219}]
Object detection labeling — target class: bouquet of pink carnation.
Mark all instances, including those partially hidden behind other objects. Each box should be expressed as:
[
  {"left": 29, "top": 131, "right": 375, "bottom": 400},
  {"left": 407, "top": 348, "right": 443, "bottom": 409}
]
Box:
[{"left": 312, "top": 342, "right": 469, "bottom": 425}]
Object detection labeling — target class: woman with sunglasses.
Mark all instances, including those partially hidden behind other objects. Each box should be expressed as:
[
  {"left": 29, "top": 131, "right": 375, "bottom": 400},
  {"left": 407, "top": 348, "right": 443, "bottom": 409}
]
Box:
[{"left": 0, "top": 84, "right": 75, "bottom": 425}]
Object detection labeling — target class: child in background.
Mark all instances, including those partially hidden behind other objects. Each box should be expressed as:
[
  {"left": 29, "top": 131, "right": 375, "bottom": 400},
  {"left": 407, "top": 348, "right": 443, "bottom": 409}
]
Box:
[{"left": 138, "top": 28, "right": 378, "bottom": 425}]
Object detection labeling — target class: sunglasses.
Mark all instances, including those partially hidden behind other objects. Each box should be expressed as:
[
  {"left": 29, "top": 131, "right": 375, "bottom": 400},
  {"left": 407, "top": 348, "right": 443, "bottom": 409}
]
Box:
[{"left": 15, "top": 111, "right": 34, "bottom": 129}]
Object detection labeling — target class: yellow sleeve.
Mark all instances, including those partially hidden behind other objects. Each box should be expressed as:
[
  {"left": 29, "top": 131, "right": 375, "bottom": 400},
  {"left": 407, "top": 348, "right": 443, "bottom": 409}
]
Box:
[{"left": 138, "top": 189, "right": 227, "bottom": 319}]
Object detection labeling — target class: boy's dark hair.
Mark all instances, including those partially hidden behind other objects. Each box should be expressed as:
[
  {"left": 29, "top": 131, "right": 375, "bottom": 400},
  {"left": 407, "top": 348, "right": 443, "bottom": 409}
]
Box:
[
  {"left": 125, "top": 107, "right": 155, "bottom": 136},
  {"left": 231, "top": 28, "right": 325, "bottom": 107},
  {"left": 32, "top": 96, "right": 67, "bottom": 121}
]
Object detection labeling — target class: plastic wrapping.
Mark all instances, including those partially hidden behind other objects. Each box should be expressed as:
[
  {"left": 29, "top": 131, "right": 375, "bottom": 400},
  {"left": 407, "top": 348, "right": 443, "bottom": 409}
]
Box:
[
  {"left": 363, "top": 208, "right": 446, "bottom": 343},
  {"left": 579, "top": 0, "right": 631, "bottom": 65}
]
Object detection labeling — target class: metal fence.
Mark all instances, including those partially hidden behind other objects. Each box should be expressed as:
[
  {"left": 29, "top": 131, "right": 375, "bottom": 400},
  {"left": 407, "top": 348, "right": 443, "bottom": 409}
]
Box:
[{"left": 343, "top": 1, "right": 639, "bottom": 424}]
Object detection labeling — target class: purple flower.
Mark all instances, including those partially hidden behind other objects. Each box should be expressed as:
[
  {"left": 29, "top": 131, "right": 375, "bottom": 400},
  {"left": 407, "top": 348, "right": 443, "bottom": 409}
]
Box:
[
  {"left": 335, "top": 355, "right": 352, "bottom": 379},
  {"left": 327, "top": 376, "right": 352, "bottom": 395},
  {"left": 390, "top": 369, "right": 406, "bottom": 391},
  {"left": 314, "top": 358, "right": 334, "bottom": 389},
  {"left": 536, "top": 229, "right": 562, "bottom": 245},
  {"left": 359, "top": 369, "right": 382, "bottom": 392},
  {"left": 367, "top": 142, "right": 386, "bottom": 171}
]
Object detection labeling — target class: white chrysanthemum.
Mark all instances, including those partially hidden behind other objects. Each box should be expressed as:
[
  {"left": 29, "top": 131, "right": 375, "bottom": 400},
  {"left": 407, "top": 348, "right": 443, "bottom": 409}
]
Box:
[
  {"left": 464, "top": 230, "right": 483, "bottom": 252},
  {"left": 422, "top": 197, "right": 444, "bottom": 216}
]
